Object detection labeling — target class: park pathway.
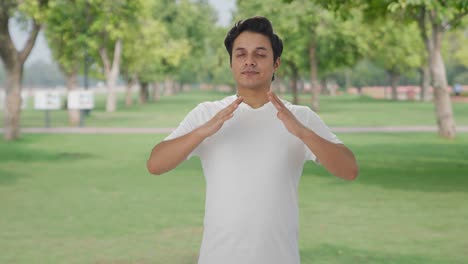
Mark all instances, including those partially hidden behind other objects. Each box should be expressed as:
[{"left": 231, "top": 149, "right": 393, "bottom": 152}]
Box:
[{"left": 2, "top": 126, "right": 468, "bottom": 134}]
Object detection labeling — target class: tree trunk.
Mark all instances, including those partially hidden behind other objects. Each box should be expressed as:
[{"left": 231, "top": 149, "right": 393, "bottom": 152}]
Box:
[
  {"left": 298, "top": 78, "right": 304, "bottom": 93},
  {"left": 289, "top": 62, "right": 299, "bottom": 105},
  {"left": 416, "top": 8, "right": 432, "bottom": 103},
  {"left": 345, "top": 68, "right": 352, "bottom": 92},
  {"left": 99, "top": 39, "right": 122, "bottom": 113},
  {"left": 418, "top": 8, "right": 456, "bottom": 138},
  {"left": 429, "top": 21, "right": 456, "bottom": 139},
  {"left": 65, "top": 71, "right": 80, "bottom": 126},
  {"left": 0, "top": 14, "right": 41, "bottom": 140},
  {"left": 4, "top": 65, "right": 23, "bottom": 140},
  {"left": 389, "top": 71, "right": 400, "bottom": 101},
  {"left": 125, "top": 74, "right": 137, "bottom": 107},
  {"left": 152, "top": 82, "right": 161, "bottom": 102},
  {"left": 164, "top": 77, "right": 174, "bottom": 96},
  {"left": 320, "top": 78, "right": 327, "bottom": 95},
  {"left": 291, "top": 73, "right": 298, "bottom": 105},
  {"left": 309, "top": 41, "right": 320, "bottom": 112},
  {"left": 419, "top": 64, "right": 431, "bottom": 101},
  {"left": 175, "top": 82, "right": 181, "bottom": 94},
  {"left": 139, "top": 82, "right": 149, "bottom": 104}
]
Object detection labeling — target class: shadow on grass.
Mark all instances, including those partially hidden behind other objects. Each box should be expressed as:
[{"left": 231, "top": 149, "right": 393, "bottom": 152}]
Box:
[
  {"left": 0, "top": 149, "right": 94, "bottom": 186},
  {"left": 1, "top": 135, "right": 95, "bottom": 164},
  {"left": 300, "top": 243, "right": 458, "bottom": 264},
  {"left": 0, "top": 168, "right": 29, "bottom": 185},
  {"left": 0, "top": 146, "right": 95, "bottom": 163},
  {"left": 303, "top": 140, "right": 468, "bottom": 193}
]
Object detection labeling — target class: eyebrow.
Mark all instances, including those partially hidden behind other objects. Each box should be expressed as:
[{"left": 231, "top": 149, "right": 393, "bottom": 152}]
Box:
[{"left": 234, "top": 47, "right": 268, "bottom": 52}]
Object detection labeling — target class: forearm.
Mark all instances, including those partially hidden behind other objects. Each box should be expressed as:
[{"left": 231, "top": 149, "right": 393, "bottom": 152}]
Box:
[
  {"left": 298, "top": 128, "right": 358, "bottom": 180},
  {"left": 146, "top": 128, "right": 206, "bottom": 175}
]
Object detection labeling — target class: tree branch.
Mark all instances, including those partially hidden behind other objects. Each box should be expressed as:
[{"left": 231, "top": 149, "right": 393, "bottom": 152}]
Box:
[
  {"left": 438, "top": 0, "right": 448, "bottom": 8},
  {"left": 443, "top": 10, "right": 468, "bottom": 30},
  {"left": 111, "top": 39, "right": 122, "bottom": 78},
  {"left": 99, "top": 47, "right": 111, "bottom": 79},
  {"left": 19, "top": 20, "right": 41, "bottom": 64},
  {"left": 0, "top": 1, "right": 17, "bottom": 67}
]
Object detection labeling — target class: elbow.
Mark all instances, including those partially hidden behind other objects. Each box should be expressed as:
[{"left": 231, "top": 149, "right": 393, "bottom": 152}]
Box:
[
  {"left": 333, "top": 162, "right": 359, "bottom": 181},
  {"left": 146, "top": 159, "right": 165, "bottom": 175},
  {"left": 343, "top": 163, "right": 359, "bottom": 181}
]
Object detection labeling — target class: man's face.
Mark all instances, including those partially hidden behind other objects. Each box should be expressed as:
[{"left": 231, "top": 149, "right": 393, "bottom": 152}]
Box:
[{"left": 231, "top": 31, "right": 280, "bottom": 90}]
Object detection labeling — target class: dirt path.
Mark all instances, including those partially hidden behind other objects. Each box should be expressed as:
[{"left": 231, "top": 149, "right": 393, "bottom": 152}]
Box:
[{"left": 2, "top": 126, "right": 467, "bottom": 134}]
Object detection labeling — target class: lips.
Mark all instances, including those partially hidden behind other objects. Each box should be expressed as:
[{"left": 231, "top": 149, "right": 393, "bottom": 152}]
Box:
[{"left": 241, "top": 71, "right": 259, "bottom": 75}]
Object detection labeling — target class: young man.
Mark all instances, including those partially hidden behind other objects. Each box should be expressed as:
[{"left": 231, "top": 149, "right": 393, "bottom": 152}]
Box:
[{"left": 147, "top": 16, "right": 358, "bottom": 264}]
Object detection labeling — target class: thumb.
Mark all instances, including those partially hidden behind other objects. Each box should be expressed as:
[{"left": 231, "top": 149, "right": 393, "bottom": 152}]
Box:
[{"left": 277, "top": 111, "right": 284, "bottom": 120}]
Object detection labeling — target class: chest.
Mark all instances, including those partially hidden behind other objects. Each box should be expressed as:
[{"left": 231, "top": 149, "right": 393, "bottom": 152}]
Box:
[{"left": 201, "top": 110, "right": 305, "bottom": 168}]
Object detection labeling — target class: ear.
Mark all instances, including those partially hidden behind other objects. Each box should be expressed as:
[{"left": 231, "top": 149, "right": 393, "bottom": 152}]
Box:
[{"left": 274, "top": 57, "right": 281, "bottom": 70}]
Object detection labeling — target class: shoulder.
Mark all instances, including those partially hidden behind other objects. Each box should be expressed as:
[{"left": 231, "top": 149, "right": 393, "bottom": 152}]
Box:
[{"left": 189, "top": 94, "right": 236, "bottom": 117}]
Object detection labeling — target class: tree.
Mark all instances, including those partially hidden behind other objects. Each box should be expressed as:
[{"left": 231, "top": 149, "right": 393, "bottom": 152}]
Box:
[
  {"left": 236, "top": 0, "right": 366, "bottom": 111},
  {"left": 314, "top": 0, "right": 467, "bottom": 138},
  {"left": 45, "top": 0, "right": 90, "bottom": 126},
  {"left": 0, "top": 0, "right": 48, "bottom": 140},
  {"left": 387, "top": 0, "right": 468, "bottom": 138},
  {"left": 367, "top": 20, "right": 423, "bottom": 100},
  {"left": 161, "top": 0, "right": 220, "bottom": 89},
  {"left": 84, "top": 0, "right": 142, "bottom": 112}
]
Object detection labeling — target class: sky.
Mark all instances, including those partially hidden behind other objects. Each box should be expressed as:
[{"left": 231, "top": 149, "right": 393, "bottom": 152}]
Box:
[{"left": 9, "top": 0, "right": 236, "bottom": 66}]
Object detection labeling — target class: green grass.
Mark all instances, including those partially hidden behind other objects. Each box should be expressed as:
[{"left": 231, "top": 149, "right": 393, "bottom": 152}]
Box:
[
  {"left": 1, "top": 133, "right": 467, "bottom": 263},
  {"left": 3, "top": 89, "right": 468, "bottom": 128}
]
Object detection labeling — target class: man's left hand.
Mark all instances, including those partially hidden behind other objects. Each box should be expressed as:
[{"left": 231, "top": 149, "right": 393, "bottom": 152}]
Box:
[{"left": 268, "top": 91, "right": 307, "bottom": 139}]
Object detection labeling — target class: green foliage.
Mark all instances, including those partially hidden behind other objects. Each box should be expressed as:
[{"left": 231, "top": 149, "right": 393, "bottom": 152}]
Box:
[
  {"left": 443, "top": 26, "right": 468, "bottom": 68},
  {"left": 121, "top": 0, "right": 190, "bottom": 83},
  {"left": 386, "top": 0, "right": 468, "bottom": 37},
  {"left": 45, "top": 0, "right": 89, "bottom": 74},
  {"left": 235, "top": 0, "right": 367, "bottom": 81},
  {"left": 16, "top": 0, "right": 49, "bottom": 23},
  {"left": 367, "top": 20, "right": 423, "bottom": 75},
  {"left": 164, "top": 0, "right": 223, "bottom": 84}
]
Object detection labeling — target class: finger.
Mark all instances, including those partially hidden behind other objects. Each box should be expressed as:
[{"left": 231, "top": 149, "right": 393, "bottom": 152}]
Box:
[
  {"left": 226, "top": 96, "right": 244, "bottom": 111},
  {"left": 230, "top": 96, "right": 244, "bottom": 106},
  {"left": 218, "top": 97, "right": 243, "bottom": 120},
  {"left": 268, "top": 91, "right": 284, "bottom": 108},
  {"left": 227, "top": 97, "right": 244, "bottom": 112},
  {"left": 221, "top": 113, "right": 234, "bottom": 122},
  {"left": 268, "top": 92, "right": 284, "bottom": 110},
  {"left": 270, "top": 97, "right": 283, "bottom": 111},
  {"left": 217, "top": 96, "right": 243, "bottom": 117}
]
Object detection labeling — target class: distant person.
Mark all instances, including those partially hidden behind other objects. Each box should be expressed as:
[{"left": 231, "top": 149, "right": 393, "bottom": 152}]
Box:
[
  {"left": 454, "top": 83, "right": 462, "bottom": 96},
  {"left": 147, "top": 16, "right": 358, "bottom": 264}
]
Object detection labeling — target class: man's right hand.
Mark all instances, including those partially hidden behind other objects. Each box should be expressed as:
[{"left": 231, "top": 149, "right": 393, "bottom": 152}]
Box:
[
  {"left": 147, "top": 96, "right": 243, "bottom": 175},
  {"left": 194, "top": 96, "right": 244, "bottom": 138}
]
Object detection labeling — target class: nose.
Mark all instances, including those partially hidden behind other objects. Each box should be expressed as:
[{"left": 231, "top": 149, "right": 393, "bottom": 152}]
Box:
[{"left": 244, "top": 54, "right": 257, "bottom": 67}]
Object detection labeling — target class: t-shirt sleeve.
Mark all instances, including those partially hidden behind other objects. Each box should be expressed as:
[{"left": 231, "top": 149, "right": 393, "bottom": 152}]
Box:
[
  {"left": 163, "top": 104, "right": 206, "bottom": 159},
  {"left": 301, "top": 107, "right": 342, "bottom": 163}
]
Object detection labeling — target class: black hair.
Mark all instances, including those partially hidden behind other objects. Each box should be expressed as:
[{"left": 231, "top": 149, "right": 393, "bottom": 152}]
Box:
[{"left": 224, "top": 16, "right": 283, "bottom": 65}]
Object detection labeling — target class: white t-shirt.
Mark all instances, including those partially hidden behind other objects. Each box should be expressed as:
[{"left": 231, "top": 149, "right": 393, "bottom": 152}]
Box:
[{"left": 164, "top": 95, "right": 342, "bottom": 264}]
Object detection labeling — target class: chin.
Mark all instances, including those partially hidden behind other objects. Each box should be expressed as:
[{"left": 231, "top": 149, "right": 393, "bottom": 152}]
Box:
[{"left": 237, "top": 81, "right": 269, "bottom": 90}]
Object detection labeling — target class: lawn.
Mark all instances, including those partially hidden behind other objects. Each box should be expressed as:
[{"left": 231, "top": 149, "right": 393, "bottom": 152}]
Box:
[
  {"left": 3, "top": 89, "right": 468, "bottom": 128},
  {"left": 1, "top": 133, "right": 467, "bottom": 263}
]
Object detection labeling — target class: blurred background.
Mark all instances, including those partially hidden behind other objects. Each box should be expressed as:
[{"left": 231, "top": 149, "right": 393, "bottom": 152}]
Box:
[{"left": 1, "top": 0, "right": 467, "bottom": 263}]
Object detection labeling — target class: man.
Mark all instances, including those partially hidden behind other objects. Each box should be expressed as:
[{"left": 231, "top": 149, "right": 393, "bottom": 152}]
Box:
[{"left": 147, "top": 16, "right": 358, "bottom": 264}]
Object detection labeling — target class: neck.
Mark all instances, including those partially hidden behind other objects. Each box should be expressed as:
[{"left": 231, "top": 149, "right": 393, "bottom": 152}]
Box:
[{"left": 236, "top": 86, "right": 270, "bottom": 109}]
